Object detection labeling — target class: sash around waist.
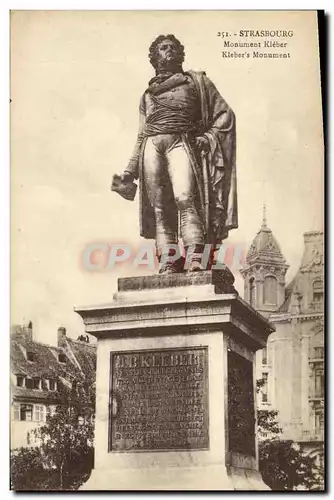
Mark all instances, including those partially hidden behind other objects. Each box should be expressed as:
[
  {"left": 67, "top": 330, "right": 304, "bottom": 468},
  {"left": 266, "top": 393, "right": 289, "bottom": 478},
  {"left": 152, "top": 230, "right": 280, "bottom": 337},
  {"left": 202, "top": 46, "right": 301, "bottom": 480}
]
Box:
[{"left": 142, "top": 106, "right": 200, "bottom": 137}]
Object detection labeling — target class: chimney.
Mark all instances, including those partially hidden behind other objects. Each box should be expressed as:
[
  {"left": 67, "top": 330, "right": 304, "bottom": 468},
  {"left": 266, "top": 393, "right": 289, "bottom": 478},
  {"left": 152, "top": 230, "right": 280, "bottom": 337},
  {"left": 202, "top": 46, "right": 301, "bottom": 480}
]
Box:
[
  {"left": 11, "top": 322, "right": 33, "bottom": 342},
  {"left": 57, "top": 326, "right": 66, "bottom": 346}
]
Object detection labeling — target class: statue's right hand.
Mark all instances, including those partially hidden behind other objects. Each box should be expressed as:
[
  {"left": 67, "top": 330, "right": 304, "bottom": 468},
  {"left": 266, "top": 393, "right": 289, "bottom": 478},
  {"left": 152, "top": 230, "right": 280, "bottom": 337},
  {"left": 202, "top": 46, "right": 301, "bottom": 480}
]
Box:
[
  {"left": 120, "top": 171, "right": 134, "bottom": 184},
  {"left": 112, "top": 172, "right": 137, "bottom": 201}
]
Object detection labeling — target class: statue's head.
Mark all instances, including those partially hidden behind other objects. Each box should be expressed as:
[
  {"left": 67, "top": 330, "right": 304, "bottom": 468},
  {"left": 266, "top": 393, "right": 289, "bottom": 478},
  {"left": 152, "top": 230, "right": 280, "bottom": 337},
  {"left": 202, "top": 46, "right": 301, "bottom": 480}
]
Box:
[{"left": 149, "top": 34, "right": 185, "bottom": 72}]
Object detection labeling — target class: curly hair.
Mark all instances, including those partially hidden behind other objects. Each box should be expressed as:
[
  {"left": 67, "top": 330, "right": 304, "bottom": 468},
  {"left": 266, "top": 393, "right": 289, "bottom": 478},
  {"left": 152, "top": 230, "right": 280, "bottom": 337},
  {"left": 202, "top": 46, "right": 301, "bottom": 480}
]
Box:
[{"left": 148, "top": 34, "right": 185, "bottom": 69}]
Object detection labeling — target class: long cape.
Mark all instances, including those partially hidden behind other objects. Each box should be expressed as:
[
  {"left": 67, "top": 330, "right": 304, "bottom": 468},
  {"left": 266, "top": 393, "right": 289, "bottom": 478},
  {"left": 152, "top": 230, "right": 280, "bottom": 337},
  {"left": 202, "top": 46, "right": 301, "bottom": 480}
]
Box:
[{"left": 137, "top": 70, "right": 238, "bottom": 243}]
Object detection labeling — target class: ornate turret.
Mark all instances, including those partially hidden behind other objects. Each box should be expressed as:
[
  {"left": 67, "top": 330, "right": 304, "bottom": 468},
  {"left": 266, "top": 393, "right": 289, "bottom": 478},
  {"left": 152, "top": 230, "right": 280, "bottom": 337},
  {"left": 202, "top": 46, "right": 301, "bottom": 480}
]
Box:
[{"left": 241, "top": 205, "right": 289, "bottom": 316}]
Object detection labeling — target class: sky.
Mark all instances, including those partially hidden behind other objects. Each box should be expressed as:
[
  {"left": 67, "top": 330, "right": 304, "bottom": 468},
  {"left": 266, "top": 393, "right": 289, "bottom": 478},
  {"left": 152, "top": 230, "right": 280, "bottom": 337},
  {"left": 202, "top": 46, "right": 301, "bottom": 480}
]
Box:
[{"left": 10, "top": 10, "right": 324, "bottom": 345}]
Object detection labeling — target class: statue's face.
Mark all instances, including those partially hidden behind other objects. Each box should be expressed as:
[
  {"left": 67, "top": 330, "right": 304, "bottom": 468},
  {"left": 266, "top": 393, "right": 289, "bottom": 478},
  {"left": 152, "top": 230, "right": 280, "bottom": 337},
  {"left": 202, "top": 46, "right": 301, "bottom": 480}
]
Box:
[{"left": 156, "top": 38, "right": 178, "bottom": 67}]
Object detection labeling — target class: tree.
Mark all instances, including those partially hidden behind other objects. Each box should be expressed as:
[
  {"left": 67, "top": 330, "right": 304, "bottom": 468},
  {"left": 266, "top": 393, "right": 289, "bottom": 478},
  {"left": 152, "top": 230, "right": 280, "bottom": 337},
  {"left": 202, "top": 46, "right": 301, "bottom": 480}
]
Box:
[
  {"left": 11, "top": 447, "right": 45, "bottom": 491},
  {"left": 256, "top": 378, "right": 323, "bottom": 491},
  {"left": 259, "top": 438, "right": 322, "bottom": 490},
  {"left": 258, "top": 408, "right": 282, "bottom": 439},
  {"left": 35, "top": 380, "right": 95, "bottom": 490},
  {"left": 11, "top": 378, "right": 95, "bottom": 491}
]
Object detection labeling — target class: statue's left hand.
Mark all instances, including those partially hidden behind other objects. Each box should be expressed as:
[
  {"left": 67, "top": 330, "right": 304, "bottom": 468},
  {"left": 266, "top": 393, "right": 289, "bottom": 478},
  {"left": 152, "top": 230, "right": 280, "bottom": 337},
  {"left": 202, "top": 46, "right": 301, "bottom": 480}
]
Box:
[{"left": 195, "top": 136, "right": 210, "bottom": 153}]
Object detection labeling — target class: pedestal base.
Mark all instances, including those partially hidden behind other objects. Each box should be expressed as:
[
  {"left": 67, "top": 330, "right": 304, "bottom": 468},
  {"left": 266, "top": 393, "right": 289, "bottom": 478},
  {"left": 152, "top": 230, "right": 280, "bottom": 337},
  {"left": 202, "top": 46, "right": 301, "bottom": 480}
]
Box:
[
  {"left": 75, "top": 270, "right": 274, "bottom": 492},
  {"left": 81, "top": 464, "right": 270, "bottom": 491}
]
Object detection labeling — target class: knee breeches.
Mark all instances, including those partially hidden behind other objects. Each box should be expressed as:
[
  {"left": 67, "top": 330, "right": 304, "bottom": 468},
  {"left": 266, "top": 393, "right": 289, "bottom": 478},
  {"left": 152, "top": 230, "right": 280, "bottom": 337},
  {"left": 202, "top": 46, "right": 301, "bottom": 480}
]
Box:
[{"left": 143, "top": 134, "right": 204, "bottom": 249}]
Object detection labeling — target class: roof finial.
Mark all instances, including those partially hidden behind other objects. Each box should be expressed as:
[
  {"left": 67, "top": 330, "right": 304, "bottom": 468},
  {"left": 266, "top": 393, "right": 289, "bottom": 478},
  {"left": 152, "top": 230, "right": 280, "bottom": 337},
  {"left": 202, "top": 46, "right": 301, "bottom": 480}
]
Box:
[
  {"left": 262, "top": 203, "right": 267, "bottom": 228},
  {"left": 262, "top": 179, "right": 267, "bottom": 229}
]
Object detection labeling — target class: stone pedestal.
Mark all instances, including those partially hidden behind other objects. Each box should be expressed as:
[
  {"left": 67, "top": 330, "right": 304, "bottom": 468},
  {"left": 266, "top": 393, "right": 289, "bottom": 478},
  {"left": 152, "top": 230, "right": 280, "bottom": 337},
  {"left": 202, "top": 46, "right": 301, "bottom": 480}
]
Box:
[{"left": 75, "top": 270, "right": 274, "bottom": 490}]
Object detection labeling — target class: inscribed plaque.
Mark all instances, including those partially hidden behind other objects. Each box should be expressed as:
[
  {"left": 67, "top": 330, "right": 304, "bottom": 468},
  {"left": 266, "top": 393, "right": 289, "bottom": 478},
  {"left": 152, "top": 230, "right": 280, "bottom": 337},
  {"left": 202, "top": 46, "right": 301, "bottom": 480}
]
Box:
[{"left": 110, "top": 347, "right": 209, "bottom": 451}]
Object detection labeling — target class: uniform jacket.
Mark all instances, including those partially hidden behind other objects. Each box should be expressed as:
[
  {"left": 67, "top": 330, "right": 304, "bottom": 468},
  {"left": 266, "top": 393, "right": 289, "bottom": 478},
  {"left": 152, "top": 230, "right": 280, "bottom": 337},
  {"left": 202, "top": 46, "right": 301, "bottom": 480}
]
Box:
[{"left": 125, "top": 70, "right": 238, "bottom": 244}]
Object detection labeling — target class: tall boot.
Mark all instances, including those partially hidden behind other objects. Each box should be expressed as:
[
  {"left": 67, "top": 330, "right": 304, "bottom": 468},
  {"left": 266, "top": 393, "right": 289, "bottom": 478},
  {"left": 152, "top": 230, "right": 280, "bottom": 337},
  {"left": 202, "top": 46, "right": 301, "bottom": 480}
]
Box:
[
  {"left": 185, "top": 244, "right": 206, "bottom": 272},
  {"left": 157, "top": 245, "right": 184, "bottom": 274},
  {"left": 207, "top": 241, "right": 218, "bottom": 270}
]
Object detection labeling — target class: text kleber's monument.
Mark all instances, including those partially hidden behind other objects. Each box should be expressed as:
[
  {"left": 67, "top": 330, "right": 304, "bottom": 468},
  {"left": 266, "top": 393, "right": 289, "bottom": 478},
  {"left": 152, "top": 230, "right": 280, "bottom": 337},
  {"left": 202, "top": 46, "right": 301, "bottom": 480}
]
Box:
[{"left": 76, "top": 35, "right": 273, "bottom": 490}]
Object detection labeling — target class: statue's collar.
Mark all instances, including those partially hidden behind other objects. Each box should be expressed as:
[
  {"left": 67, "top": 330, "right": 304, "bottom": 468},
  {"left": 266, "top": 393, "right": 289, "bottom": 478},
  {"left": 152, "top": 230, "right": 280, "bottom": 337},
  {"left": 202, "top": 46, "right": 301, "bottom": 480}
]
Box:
[{"left": 146, "top": 72, "right": 189, "bottom": 96}]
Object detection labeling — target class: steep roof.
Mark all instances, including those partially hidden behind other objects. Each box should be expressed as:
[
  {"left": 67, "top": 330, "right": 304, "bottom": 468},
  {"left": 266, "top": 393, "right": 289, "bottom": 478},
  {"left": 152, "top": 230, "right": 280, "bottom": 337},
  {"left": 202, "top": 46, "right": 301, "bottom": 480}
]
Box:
[
  {"left": 246, "top": 219, "right": 287, "bottom": 266},
  {"left": 65, "top": 338, "right": 96, "bottom": 382},
  {"left": 11, "top": 337, "right": 79, "bottom": 379},
  {"left": 11, "top": 326, "right": 96, "bottom": 404},
  {"left": 276, "top": 231, "right": 324, "bottom": 314},
  {"left": 277, "top": 277, "right": 297, "bottom": 313}
]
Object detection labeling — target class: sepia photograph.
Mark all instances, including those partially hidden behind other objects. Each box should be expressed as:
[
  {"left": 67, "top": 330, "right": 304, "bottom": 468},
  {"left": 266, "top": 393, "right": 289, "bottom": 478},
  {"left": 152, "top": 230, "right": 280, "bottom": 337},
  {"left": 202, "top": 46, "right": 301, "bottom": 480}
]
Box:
[{"left": 10, "top": 10, "right": 325, "bottom": 491}]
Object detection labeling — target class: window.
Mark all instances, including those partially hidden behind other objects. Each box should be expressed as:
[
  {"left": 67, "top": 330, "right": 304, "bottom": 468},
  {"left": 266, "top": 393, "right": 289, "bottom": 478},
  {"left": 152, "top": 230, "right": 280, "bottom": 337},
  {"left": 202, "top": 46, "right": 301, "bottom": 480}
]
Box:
[
  {"left": 261, "top": 373, "right": 268, "bottom": 403},
  {"left": 14, "top": 403, "right": 39, "bottom": 421},
  {"left": 314, "top": 367, "right": 324, "bottom": 398},
  {"left": 33, "top": 378, "right": 41, "bottom": 390},
  {"left": 49, "top": 379, "right": 56, "bottom": 391},
  {"left": 58, "top": 353, "right": 66, "bottom": 363},
  {"left": 20, "top": 404, "right": 33, "bottom": 421},
  {"left": 264, "top": 276, "right": 277, "bottom": 305},
  {"left": 262, "top": 347, "right": 267, "bottom": 365},
  {"left": 13, "top": 403, "right": 20, "bottom": 421},
  {"left": 71, "top": 380, "right": 78, "bottom": 395},
  {"left": 249, "top": 278, "right": 256, "bottom": 307},
  {"left": 313, "top": 280, "right": 323, "bottom": 303},
  {"left": 34, "top": 405, "right": 46, "bottom": 422},
  {"left": 26, "top": 378, "right": 33, "bottom": 389},
  {"left": 315, "top": 411, "right": 324, "bottom": 432},
  {"left": 313, "top": 347, "right": 324, "bottom": 359},
  {"left": 27, "top": 351, "right": 35, "bottom": 362},
  {"left": 16, "top": 375, "right": 25, "bottom": 387}
]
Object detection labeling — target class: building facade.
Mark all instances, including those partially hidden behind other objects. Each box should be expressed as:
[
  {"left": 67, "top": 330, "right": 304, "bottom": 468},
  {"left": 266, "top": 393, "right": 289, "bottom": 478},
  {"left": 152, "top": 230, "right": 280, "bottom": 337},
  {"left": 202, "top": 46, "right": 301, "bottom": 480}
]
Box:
[
  {"left": 241, "top": 214, "right": 324, "bottom": 468},
  {"left": 11, "top": 324, "right": 96, "bottom": 449}
]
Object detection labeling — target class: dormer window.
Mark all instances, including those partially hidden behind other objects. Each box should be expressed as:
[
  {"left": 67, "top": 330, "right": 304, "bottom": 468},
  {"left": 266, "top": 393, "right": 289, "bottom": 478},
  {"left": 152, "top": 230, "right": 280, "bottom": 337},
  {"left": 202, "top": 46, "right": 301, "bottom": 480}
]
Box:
[
  {"left": 58, "top": 353, "right": 66, "bottom": 363},
  {"left": 49, "top": 379, "right": 57, "bottom": 391},
  {"left": 33, "top": 377, "right": 41, "bottom": 390},
  {"left": 16, "top": 375, "right": 25, "bottom": 387},
  {"left": 26, "top": 377, "right": 33, "bottom": 389},
  {"left": 27, "top": 351, "right": 35, "bottom": 362}
]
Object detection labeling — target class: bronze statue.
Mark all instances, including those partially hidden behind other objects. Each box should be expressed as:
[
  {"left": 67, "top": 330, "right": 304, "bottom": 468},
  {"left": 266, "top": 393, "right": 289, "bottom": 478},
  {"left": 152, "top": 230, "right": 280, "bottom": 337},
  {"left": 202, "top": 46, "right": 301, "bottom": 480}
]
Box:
[{"left": 112, "top": 34, "right": 238, "bottom": 274}]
